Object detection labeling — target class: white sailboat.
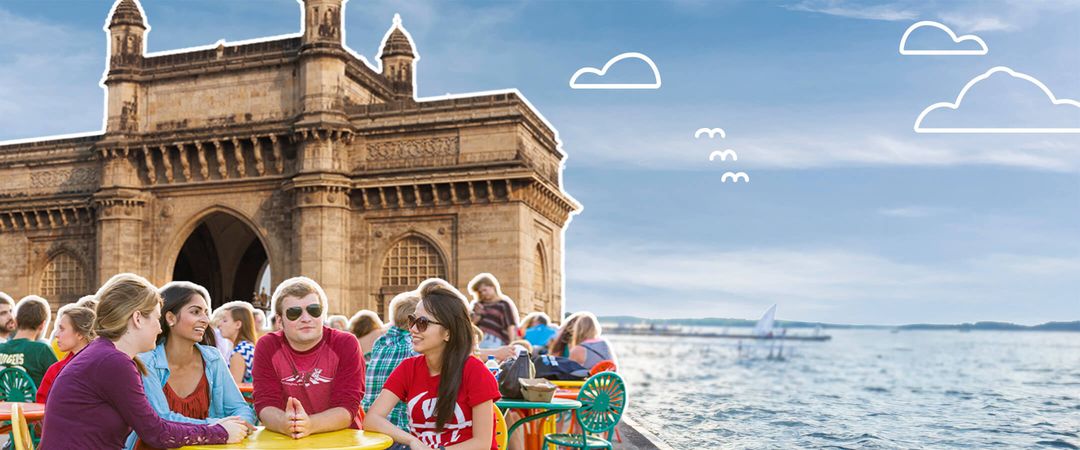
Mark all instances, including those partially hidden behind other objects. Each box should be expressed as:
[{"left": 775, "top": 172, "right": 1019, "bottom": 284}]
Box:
[{"left": 753, "top": 304, "right": 777, "bottom": 337}]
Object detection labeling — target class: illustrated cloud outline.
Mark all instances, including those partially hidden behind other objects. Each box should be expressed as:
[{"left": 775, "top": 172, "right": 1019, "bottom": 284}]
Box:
[
  {"left": 899, "top": 21, "right": 988, "bottom": 56},
  {"left": 914, "top": 66, "right": 1080, "bottom": 134},
  {"left": 569, "top": 52, "right": 662, "bottom": 90}
]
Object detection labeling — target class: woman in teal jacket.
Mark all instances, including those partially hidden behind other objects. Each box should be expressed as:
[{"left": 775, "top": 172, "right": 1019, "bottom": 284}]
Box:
[{"left": 125, "top": 281, "right": 255, "bottom": 450}]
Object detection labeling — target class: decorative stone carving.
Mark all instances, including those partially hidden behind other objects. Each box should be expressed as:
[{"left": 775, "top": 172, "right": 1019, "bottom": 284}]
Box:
[
  {"left": 30, "top": 167, "right": 99, "bottom": 191},
  {"left": 365, "top": 136, "right": 459, "bottom": 170}
]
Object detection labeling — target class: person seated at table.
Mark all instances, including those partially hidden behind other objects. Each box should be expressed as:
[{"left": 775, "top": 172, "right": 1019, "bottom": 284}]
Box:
[
  {"left": 40, "top": 273, "right": 251, "bottom": 449},
  {"left": 126, "top": 281, "right": 257, "bottom": 450},
  {"left": 252, "top": 309, "right": 268, "bottom": 334},
  {"left": 547, "top": 314, "right": 581, "bottom": 358},
  {"left": 327, "top": 314, "right": 349, "bottom": 331},
  {"left": 36, "top": 305, "right": 96, "bottom": 404},
  {"left": 564, "top": 312, "right": 618, "bottom": 371},
  {"left": 521, "top": 313, "right": 557, "bottom": 354},
  {"left": 349, "top": 309, "right": 385, "bottom": 361},
  {"left": 0, "top": 295, "right": 58, "bottom": 386},
  {"left": 215, "top": 301, "right": 259, "bottom": 384},
  {"left": 362, "top": 292, "right": 419, "bottom": 433},
  {"left": 252, "top": 276, "right": 365, "bottom": 439},
  {"left": 365, "top": 279, "right": 500, "bottom": 450}
]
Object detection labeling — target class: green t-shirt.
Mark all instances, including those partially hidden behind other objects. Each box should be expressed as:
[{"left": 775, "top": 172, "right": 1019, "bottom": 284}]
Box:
[{"left": 0, "top": 338, "right": 58, "bottom": 387}]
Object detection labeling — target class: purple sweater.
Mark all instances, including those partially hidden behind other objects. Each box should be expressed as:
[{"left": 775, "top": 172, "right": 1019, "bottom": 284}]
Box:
[{"left": 40, "top": 338, "right": 228, "bottom": 449}]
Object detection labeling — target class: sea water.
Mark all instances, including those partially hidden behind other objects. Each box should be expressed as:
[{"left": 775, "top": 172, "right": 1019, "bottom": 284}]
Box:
[{"left": 611, "top": 329, "right": 1080, "bottom": 449}]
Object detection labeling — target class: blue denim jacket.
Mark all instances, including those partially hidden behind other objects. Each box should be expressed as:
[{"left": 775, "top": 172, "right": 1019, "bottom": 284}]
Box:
[{"left": 124, "top": 342, "right": 256, "bottom": 449}]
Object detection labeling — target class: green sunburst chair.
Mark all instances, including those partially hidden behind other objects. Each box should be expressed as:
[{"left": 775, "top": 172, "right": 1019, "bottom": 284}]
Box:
[{"left": 543, "top": 372, "right": 627, "bottom": 449}]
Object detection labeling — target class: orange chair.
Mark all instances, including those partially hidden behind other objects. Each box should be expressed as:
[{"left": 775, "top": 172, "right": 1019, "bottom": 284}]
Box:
[{"left": 589, "top": 360, "right": 617, "bottom": 376}]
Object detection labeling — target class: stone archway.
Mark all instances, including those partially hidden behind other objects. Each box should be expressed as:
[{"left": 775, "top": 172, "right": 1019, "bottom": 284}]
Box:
[{"left": 171, "top": 211, "right": 269, "bottom": 309}]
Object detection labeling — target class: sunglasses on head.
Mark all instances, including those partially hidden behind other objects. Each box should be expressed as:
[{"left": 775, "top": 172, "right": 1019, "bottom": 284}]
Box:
[
  {"left": 285, "top": 303, "right": 323, "bottom": 321},
  {"left": 407, "top": 314, "right": 442, "bottom": 332}
]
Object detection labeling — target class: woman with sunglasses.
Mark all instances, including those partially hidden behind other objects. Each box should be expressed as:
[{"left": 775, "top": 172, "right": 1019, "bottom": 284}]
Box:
[
  {"left": 251, "top": 277, "right": 366, "bottom": 439},
  {"left": 364, "top": 279, "right": 500, "bottom": 450},
  {"left": 126, "top": 282, "right": 257, "bottom": 450}
]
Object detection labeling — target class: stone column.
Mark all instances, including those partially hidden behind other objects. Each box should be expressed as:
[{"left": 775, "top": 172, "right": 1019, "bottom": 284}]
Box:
[
  {"left": 93, "top": 190, "right": 146, "bottom": 283},
  {"left": 286, "top": 172, "right": 351, "bottom": 313}
]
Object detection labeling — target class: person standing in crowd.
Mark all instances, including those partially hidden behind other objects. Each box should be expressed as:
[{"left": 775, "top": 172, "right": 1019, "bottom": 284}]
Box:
[
  {"left": 252, "top": 277, "right": 365, "bottom": 439},
  {"left": 564, "top": 312, "right": 618, "bottom": 370},
  {"left": 37, "top": 305, "right": 96, "bottom": 404},
  {"left": 216, "top": 301, "right": 259, "bottom": 384},
  {"left": 348, "top": 310, "right": 385, "bottom": 361},
  {"left": 467, "top": 274, "right": 519, "bottom": 350},
  {"left": 365, "top": 279, "right": 500, "bottom": 450},
  {"left": 40, "top": 273, "right": 250, "bottom": 449},
  {"left": 0, "top": 295, "right": 58, "bottom": 386},
  {"left": 362, "top": 292, "right": 419, "bottom": 432},
  {"left": 0, "top": 293, "right": 14, "bottom": 344},
  {"left": 127, "top": 281, "right": 256, "bottom": 450},
  {"left": 252, "top": 309, "right": 268, "bottom": 334}
]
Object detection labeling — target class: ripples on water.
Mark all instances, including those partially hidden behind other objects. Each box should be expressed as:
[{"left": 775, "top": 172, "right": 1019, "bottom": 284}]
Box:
[{"left": 612, "top": 329, "right": 1080, "bottom": 449}]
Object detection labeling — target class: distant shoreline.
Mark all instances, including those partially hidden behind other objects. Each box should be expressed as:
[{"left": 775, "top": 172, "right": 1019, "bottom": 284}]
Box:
[{"left": 598, "top": 316, "right": 1080, "bottom": 332}]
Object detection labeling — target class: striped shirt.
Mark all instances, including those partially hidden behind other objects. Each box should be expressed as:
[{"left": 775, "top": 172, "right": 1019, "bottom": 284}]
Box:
[
  {"left": 232, "top": 340, "right": 255, "bottom": 383},
  {"left": 362, "top": 326, "right": 417, "bottom": 432},
  {"left": 471, "top": 299, "right": 519, "bottom": 345}
]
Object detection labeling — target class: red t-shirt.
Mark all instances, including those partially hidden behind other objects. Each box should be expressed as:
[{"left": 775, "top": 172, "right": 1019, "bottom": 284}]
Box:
[
  {"left": 384, "top": 355, "right": 501, "bottom": 450},
  {"left": 251, "top": 327, "right": 366, "bottom": 427},
  {"left": 36, "top": 352, "right": 75, "bottom": 404}
]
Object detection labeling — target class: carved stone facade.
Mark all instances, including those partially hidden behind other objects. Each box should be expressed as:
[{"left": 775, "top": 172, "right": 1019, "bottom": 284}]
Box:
[{"left": 0, "top": 0, "right": 578, "bottom": 321}]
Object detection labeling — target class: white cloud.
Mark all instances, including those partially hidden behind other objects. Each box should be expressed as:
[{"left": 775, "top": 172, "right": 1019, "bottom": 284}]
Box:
[
  {"left": 566, "top": 242, "right": 1080, "bottom": 323},
  {"left": 877, "top": 206, "right": 952, "bottom": 218},
  {"left": 914, "top": 66, "right": 1080, "bottom": 134},
  {"left": 787, "top": 0, "right": 918, "bottom": 21},
  {"left": 552, "top": 105, "right": 1080, "bottom": 172},
  {"left": 937, "top": 13, "right": 1015, "bottom": 32},
  {"left": 898, "top": 21, "right": 987, "bottom": 56}
]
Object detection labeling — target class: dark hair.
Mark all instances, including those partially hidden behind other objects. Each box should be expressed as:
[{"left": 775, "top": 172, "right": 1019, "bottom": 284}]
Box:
[
  {"left": 15, "top": 296, "right": 50, "bottom": 331},
  {"left": 419, "top": 280, "right": 476, "bottom": 431},
  {"left": 158, "top": 282, "right": 215, "bottom": 347},
  {"left": 349, "top": 311, "right": 383, "bottom": 340}
]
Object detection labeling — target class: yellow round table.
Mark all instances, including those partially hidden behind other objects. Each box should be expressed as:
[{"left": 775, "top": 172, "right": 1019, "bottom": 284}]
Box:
[{"left": 178, "top": 427, "right": 393, "bottom": 450}]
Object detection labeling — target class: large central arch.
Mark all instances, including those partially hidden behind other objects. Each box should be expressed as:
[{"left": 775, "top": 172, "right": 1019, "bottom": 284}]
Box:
[{"left": 168, "top": 209, "right": 271, "bottom": 309}]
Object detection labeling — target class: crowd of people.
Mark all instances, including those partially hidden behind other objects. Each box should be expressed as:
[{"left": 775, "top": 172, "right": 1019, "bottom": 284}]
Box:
[{"left": 0, "top": 271, "right": 617, "bottom": 450}]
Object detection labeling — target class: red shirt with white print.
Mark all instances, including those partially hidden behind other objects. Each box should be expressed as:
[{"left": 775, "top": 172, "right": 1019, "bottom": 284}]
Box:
[
  {"left": 251, "top": 327, "right": 365, "bottom": 427},
  {"left": 384, "top": 355, "right": 501, "bottom": 450}
]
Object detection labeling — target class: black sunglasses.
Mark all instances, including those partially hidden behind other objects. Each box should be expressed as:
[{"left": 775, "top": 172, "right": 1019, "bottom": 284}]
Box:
[
  {"left": 285, "top": 303, "right": 323, "bottom": 321},
  {"left": 407, "top": 314, "right": 442, "bottom": 332}
]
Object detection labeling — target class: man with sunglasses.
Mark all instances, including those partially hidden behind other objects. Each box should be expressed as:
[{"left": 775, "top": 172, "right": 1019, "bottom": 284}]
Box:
[{"left": 251, "top": 277, "right": 366, "bottom": 439}]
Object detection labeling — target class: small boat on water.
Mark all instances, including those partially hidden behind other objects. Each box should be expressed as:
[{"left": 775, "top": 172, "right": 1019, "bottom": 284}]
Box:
[{"left": 605, "top": 304, "right": 832, "bottom": 341}]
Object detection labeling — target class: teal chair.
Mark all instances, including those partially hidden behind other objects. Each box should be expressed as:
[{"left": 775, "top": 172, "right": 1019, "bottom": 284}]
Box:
[
  {"left": 0, "top": 367, "right": 39, "bottom": 448},
  {"left": 0, "top": 368, "right": 36, "bottom": 403},
  {"left": 543, "top": 372, "right": 627, "bottom": 449}
]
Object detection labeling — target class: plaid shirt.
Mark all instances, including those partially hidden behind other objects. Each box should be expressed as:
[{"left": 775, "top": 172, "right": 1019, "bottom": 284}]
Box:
[{"left": 362, "top": 326, "right": 417, "bottom": 432}]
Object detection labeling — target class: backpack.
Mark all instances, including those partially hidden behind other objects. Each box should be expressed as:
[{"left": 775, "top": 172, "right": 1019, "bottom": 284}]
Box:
[{"left": 531, "top": 354, "right": 589, "bottom": 381}]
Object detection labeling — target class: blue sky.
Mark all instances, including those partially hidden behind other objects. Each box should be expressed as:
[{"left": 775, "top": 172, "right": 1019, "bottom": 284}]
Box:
[{"left": 1, "top": 0, "right": 1077, "bottom": 325}]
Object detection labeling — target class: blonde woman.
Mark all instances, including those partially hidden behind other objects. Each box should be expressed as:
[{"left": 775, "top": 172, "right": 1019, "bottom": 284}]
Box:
[
  {"left": 565, "top": 312, "right": 618, "bottom": 370},
  {"left": 40, "top": 273, "right": 251, "bottom": 449}
]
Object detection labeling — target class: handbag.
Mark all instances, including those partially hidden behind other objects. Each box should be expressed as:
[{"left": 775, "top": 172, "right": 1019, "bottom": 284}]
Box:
[{"left": 496, "top": 350, "right": 534, "bottom": 399}]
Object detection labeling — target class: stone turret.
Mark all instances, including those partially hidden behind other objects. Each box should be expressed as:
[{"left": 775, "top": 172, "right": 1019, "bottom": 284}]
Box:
[
  {"left": 379, "top": 14, "right": 417, "bottom": 100},
  {"left": 104, "top": 0, "right": 146, "bottom": 135}
]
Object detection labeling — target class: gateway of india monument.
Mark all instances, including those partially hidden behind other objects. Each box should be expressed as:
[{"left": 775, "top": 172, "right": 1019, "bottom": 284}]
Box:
[{"left": 0, "top": 0, "right": 579, "bottom": 320}]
